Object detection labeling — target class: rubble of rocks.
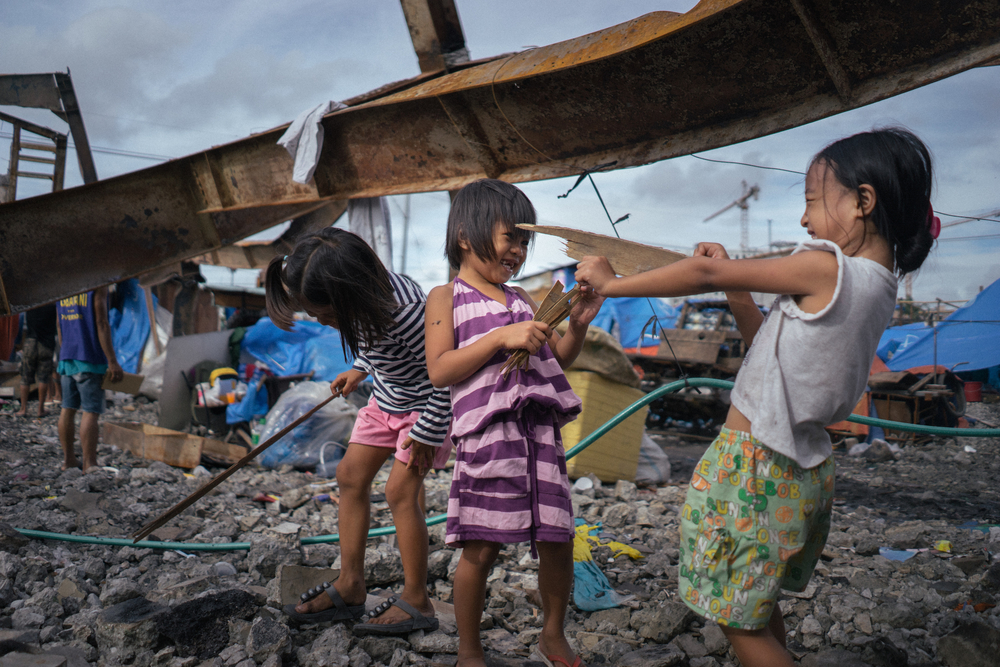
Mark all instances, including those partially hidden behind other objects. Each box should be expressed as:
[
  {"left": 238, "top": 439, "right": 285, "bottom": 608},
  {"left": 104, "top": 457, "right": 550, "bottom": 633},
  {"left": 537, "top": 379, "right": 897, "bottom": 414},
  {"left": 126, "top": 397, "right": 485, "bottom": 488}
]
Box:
[{"left": 1, "top": 396, "right": 1000, "bottom": 667}]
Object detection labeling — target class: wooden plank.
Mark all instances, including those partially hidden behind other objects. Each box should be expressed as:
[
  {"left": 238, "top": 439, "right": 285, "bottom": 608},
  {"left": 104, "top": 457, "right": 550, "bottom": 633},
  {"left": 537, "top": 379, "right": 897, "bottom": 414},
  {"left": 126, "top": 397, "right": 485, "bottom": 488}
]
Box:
[
  {"left": 659, "top": 329, "right": 726, "bottom": 365},
  {"left": 868, "top": 371, "right": 917, "bottom": 390},
  {"left": 200, "top": 438, "right": 250, "bottom": 466},
  {"left": 519, "top": 225, "right": 685, "bottom": 276},
  {"left": 102, "top": 422, "right": 204, "bottom": 469}
]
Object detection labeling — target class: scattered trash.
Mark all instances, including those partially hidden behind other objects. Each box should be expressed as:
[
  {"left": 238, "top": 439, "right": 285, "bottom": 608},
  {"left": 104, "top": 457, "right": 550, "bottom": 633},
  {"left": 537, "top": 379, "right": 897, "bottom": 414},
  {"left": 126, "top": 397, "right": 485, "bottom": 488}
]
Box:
[
  {"left": 856, "top": 439, "right": 900, "bottom": 462},
  {"left": 572, "top": 523, "right": 625, "bottom": 611},
  {"left": 257, "top": 381, "right": 357, "bottom": 470},
  {"left": 963, "top": 445, "right": 977, "bottom": 453},
  {"left": 572, "top": 476, "right": 594, "bottom": 492},
  {"left": 934, "top": 540, "right": 953, "bottom": 553},
  {"left": 848, "top": 442, "right": 870, "bottom": 456},
  {"left": 953, "top": 600, "right": 997, "bottom": 613},
  {"left": 879, "top": 547, "right": 919, "bottom": 561},
  {"left": 635, "top": 433, "right": 671, "bottom": 485},
  {"left": 958, "top": 521, "right": 1000, "bottom": 533}
]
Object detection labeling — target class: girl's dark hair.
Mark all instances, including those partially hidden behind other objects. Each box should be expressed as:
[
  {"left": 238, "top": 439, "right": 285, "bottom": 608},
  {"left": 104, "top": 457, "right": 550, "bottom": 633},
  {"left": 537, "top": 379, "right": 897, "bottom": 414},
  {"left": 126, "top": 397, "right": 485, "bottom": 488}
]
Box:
[
  {"left": 813, "top": 127, "right": 934, "bottom": 275},
  {"left": 264, "top": 228, "right": 397, "bottom": 358},
  {"left": 445, "top": 179, "right": 537, "bottom": 271}
]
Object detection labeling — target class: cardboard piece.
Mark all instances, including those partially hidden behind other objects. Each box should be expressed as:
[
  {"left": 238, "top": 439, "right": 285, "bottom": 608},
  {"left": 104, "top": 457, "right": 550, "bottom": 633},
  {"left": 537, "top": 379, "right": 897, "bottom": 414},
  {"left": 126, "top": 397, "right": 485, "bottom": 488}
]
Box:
[
  {"left": 517, "top": 224, "right": 685, "bottom": 276},
  {"left": 102, "top": 421, "right": 247, "bottom": 469},
  {"left": 102, "top": 372, "right": 145, "bottom": 394},
  {"left": 159, "top": 330, "right": 232, "bottom": 431},
  {"left": 659, "top": 329, "right": 727, "bottom": 365}
]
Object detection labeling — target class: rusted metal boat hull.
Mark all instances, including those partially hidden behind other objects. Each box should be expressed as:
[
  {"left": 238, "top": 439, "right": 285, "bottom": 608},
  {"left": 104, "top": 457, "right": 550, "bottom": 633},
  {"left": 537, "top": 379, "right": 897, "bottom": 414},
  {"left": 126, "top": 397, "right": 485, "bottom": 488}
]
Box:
[{"left": 4, "top": 0, "right": 1000, "bottom": 312}]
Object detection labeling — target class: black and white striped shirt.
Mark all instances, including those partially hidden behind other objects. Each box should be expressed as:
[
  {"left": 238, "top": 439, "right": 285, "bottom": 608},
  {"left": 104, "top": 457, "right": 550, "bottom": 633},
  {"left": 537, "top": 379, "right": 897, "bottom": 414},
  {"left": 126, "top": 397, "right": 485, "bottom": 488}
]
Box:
[{"left": 351, "top": 273, "right": 452, "bottom": 446}]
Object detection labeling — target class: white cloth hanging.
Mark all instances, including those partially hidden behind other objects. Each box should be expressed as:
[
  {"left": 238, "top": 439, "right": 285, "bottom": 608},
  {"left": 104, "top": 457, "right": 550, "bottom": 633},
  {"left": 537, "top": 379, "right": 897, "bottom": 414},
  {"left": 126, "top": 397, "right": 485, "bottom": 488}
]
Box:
[
  {"left": 277, "top": 101, "right": 346, "bottom": 184},
  {"left": 348, "top": 198, "right": 393, "bottom": 271}
]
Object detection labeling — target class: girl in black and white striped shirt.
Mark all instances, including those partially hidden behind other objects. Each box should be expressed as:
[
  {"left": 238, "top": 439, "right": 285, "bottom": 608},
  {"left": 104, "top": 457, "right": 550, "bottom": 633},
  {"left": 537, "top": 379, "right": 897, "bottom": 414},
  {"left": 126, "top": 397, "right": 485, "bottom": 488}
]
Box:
[{"left": 266, "top": 228, "right": 450, "bottom": 635}]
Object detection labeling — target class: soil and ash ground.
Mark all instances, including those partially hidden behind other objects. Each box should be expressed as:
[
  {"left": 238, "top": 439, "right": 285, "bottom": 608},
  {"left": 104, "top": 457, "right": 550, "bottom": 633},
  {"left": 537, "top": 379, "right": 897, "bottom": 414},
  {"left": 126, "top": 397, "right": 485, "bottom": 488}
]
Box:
[{"left": 1, "top": 396, "right": 999, "bottom": 667}]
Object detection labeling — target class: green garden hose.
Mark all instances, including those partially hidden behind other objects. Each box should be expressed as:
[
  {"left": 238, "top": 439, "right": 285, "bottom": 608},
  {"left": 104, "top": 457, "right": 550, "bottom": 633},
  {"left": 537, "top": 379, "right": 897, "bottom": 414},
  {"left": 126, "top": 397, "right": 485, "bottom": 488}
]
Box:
[{"left": 14, "top": 377, "right": 999, "bottom": 550}]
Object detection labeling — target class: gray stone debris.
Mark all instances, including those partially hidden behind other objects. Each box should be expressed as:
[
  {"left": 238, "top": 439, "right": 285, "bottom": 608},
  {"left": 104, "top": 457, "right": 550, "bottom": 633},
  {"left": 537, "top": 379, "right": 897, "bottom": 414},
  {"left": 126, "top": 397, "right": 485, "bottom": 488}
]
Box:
[{"left": 1, "top": 396, "right": 999, "bottom": 666}]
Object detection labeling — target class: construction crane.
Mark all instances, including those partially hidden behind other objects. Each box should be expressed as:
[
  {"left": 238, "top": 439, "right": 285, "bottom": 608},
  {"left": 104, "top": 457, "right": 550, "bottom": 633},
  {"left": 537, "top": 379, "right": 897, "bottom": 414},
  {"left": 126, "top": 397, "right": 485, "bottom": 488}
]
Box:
[{"left": 703, "top": 181, "right": 760, "bottom": 256}]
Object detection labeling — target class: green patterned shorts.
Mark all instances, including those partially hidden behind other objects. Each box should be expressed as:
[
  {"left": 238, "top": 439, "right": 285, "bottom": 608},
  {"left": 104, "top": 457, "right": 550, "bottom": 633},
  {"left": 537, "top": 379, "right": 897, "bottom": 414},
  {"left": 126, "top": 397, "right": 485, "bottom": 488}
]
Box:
[{"left": 678, "top": 427, "right": 834, "bottom": 630}]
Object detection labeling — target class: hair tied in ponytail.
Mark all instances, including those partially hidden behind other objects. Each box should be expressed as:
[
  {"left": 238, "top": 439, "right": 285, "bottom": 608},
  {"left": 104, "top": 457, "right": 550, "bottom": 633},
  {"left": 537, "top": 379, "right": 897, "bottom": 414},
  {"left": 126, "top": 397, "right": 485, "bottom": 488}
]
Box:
[{"left": 927, "top": 204, "right": 940, "bottom": 240}]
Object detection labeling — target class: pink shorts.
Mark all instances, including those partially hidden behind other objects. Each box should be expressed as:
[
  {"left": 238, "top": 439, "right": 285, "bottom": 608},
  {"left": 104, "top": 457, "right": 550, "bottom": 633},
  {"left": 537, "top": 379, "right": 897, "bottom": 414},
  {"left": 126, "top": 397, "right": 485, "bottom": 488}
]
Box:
[{"left": 350, "top": 395, "right": 452, "bottom": 468}]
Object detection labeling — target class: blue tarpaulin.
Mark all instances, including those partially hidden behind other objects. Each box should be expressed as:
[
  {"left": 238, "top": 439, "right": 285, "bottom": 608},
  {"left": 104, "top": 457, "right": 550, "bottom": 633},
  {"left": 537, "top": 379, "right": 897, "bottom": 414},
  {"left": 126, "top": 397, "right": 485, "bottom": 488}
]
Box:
[
  {"left": 542, "top": 266, "right": 678, "bottom": 349},
  {"left": 239, "top": 317, "right": 354, "bottom": 379},
  {"left": 880, "top": 278, "right": 1000, "bottom": 374},
  {"left": 227, "top": 317, "right": 355, "bottom": 424},
  {"left": 591, "top": 297, "right": 679, "bottom": 349},
  {"left": 109, "top": 279, "right": 151, "bottom": 374},
  {"left": 876, "top": 322, "right": 930, "bottom": 362}
]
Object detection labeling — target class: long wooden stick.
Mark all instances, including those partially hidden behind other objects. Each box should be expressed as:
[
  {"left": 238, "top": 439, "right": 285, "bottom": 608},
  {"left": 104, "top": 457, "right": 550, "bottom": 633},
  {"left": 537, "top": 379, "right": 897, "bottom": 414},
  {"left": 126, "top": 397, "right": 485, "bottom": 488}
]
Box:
[{"left": 130, "top": 391, "right": 339, "bottom": 542}]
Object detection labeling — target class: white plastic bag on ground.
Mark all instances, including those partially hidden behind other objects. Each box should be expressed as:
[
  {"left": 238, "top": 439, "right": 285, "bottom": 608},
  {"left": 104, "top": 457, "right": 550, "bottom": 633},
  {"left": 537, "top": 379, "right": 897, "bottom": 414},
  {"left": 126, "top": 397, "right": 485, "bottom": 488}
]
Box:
[
  {"left": 635, "top": 432, "right": 671, "bottom": 485},
  {"left": 258, "top": 381, "right": 358, "bottom": 470}
]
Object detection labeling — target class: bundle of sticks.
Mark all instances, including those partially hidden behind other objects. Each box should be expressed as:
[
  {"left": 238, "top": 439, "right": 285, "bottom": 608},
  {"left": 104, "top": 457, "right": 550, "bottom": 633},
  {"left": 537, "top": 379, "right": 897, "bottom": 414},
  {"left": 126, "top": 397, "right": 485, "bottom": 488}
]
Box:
[{"left": 500, "top": 281, "right": 580, "bottom": 379}]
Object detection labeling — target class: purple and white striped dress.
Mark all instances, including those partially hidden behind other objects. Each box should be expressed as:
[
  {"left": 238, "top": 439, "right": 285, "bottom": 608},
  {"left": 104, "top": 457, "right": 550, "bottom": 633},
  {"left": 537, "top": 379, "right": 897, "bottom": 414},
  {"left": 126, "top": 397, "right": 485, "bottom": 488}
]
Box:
[{"left": 445, "top": 278, "right": 582, "bottom": 550}]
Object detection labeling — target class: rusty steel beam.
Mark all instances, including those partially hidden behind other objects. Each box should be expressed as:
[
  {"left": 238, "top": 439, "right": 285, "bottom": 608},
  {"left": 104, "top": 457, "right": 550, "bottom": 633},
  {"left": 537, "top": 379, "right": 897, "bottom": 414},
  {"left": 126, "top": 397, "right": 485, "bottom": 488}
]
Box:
[
  {"left": 400, "top": 0, "right": 469, "bottom": 73},
  {"left": 53, "top": 72, "right": 98, "bottom": 185},
  {"left": 3, "top": 0, "right": 1000, "bottom": 313},
  {"left": 0, "top": 74, "right": 65, "bottom": 112},
  {"left": 192, "top": 199, "right": 348, "bottom": 269}
]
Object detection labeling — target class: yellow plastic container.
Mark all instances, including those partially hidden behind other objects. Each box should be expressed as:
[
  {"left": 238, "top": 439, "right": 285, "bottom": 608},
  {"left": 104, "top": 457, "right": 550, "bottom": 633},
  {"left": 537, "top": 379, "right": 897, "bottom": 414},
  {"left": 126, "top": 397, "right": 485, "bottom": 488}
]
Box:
[{"left": 561, "top": 370, "right": 647, "bottom": 483}]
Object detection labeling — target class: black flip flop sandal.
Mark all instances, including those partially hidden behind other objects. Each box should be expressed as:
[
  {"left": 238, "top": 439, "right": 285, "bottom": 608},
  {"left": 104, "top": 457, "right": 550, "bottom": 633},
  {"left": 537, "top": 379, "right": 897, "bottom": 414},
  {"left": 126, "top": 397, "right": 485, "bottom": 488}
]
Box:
[
  {"left": 352, "top": 594, "right": 439, "bottom": 636},
  {"left": 282, "top": 581, "right": 366, "bottom": 624}
]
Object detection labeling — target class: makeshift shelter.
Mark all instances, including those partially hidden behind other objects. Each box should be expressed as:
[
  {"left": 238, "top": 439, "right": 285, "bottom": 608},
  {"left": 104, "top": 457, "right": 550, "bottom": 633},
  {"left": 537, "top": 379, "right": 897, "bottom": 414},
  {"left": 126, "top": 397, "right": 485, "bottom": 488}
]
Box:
[{"left": 880, "top": 278, "right": 1000, "bottom": 388}]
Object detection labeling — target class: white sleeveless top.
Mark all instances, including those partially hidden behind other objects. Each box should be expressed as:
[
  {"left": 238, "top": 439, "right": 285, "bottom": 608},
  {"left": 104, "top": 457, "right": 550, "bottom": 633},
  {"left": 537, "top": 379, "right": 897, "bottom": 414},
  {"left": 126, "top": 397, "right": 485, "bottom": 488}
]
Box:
[{"left": 730, "top": 239, "right": 897, "bottom": 468}]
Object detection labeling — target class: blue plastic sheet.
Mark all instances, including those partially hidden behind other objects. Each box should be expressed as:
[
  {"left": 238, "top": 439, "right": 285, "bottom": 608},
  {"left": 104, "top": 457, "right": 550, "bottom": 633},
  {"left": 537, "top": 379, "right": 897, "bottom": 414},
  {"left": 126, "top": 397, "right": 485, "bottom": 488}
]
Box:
[
  {"left": 109, "top": 279, "right": 151, "bottom": 374},
  {"left": 228, "top": 317, "right": 356, "bottom": 424},
  {"left": 239, "top": 317, "right": 354, "bottom": 380},
  {"left": 573, "top": 560, "right": 623, "bottom": 611},
  {"left": 883, "top": 278, "right": 1000, "bottom": 374},
  {"left": 591, "top": 297, "right": 679, "bottom": 349},
  {"left": 227, "top": 368, "right": 270, "bottom": 424},
  {"left": 879, "top": 547, "right": 918, "bottom": 562}
]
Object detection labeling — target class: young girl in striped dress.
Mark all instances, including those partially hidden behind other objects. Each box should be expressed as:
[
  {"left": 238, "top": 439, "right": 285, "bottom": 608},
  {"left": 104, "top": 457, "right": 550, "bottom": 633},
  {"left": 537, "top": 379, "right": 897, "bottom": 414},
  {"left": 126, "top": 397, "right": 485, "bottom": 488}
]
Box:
[
  {"left": 265, "top": 228, "right": 451, "bottom": 636},
  {"left": 425, "top": 179, "right": 604, "bottom": 667}
]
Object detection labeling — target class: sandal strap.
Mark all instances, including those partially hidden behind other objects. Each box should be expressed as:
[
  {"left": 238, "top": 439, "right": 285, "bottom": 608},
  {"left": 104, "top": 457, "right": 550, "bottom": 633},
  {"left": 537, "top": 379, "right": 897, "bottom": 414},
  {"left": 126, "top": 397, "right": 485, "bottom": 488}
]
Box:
[
  {"left": 545, "top": 653, "right": 583, "bottom": 667},
  {"left": 362, "top": 594, "right": 400, "bottom": 622}
]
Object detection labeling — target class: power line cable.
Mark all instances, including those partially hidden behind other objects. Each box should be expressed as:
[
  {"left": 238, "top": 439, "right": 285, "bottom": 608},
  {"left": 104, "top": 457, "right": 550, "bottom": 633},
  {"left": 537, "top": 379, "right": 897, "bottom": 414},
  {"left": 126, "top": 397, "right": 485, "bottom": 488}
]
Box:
[
  {"left": 0, "top": 130, "right": 175, "bottom": 162},
  {"left": 689, "top": 153, "right": 805, "bottom": 175},
  {"left": 688, "top": 154, "right": 1000, "bottom": 224}
]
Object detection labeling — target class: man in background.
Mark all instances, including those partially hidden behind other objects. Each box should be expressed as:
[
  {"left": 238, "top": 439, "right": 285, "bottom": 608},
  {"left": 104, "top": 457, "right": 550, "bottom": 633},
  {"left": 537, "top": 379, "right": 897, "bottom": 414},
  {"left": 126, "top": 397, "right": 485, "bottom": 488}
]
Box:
[
  {"left": 15, "top": 303, "right": 58, "bottom": 418},
  {"left": 57, "top": 287, "right": 123, "bottom": 471}
]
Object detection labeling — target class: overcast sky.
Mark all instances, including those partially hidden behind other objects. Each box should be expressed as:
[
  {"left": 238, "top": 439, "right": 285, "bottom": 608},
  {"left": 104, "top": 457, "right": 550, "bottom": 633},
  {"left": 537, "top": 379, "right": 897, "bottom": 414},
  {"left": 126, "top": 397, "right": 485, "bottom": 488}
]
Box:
[{"left": 3, "top": 0, "right": 999, "bottom": 304}]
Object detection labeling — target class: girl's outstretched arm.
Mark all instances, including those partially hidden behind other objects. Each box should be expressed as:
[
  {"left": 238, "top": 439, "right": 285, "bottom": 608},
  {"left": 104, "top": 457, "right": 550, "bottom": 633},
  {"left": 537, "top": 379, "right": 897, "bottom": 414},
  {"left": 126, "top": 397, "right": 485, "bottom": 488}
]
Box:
[
  {"left": 425, "top": 283, "right": 552, "bottom": 388},
  {"left": 576, "top": 248, "right": 838, "bottom": 316},
  {"left": 693, "top": 243, "right": 764, "bottom": 345}
]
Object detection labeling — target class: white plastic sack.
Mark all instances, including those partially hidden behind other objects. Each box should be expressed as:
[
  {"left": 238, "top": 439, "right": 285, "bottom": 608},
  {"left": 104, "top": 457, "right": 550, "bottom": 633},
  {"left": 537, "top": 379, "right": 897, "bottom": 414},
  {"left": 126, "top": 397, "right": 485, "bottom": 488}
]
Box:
[
  {"left": 635, "top": 433, "right": 671, "bottom": 485},
  {"left": 258, "top": 381, "right": 358, "bottom": 470}
]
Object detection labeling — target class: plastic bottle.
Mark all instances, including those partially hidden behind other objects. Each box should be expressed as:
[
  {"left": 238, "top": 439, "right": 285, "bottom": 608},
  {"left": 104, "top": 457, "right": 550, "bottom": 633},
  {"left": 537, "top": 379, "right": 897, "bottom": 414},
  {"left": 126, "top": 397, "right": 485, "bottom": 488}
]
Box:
[{"left": 251, "top": 416, "right": 266, "bottom": 445}]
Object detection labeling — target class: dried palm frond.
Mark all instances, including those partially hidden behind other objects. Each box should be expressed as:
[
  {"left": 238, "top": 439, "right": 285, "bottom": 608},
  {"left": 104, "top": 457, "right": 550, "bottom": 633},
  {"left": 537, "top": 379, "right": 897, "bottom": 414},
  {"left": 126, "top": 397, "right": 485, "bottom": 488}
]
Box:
[{"left": 500, "top": 281, "right": 581, "bottom": 379}]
